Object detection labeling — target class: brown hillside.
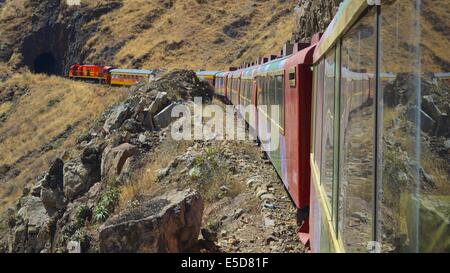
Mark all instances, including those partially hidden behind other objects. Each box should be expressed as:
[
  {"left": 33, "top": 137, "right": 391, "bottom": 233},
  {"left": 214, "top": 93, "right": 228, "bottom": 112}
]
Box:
[
  {"left": 86, "top": 0, "right": 298, "bottom": 70},
  {"left": 0, "top": 0, "right": 298, "bottom": 73},
  {"left": 0, "top": 74, "right": 128, "bottom": 212}
]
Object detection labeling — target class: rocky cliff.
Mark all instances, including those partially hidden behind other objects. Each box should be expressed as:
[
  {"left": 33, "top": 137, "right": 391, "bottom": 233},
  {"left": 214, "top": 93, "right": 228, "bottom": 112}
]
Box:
[
  {"left": 0, "top": 0, "right": 123, "bottom": 75},
  {"left": 293, "top": 0, "right": 342, "bottom": 42}
]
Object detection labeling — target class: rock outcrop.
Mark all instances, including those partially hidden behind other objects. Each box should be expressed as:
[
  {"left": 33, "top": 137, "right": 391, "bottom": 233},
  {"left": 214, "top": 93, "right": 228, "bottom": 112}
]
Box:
[
  {"left": 0, "top": 70, "right": 212, "bottom": 253},
  {"left": 293, "top": 0, "right": 342, "bottom": 42},
  {"left": 13, "top": 196, "right": 53, "bottom": 253},
  {"left": 99, "top": 189, "right": 204, "bottom": 253},
  {"left": 101, "top": 143, "right": 139, "bottom": 180},
  {"left": 103, "top": 104, "right": 133, "bottom": 133},
  {"left": 40, "top": 158, "right": 66, "bottom": 211},
  {"left": 63, "top": 159, "right": 99, "bottom": 201}
]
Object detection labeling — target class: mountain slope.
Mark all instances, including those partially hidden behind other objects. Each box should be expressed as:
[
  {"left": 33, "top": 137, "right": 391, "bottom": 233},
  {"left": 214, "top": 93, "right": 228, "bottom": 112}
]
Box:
[
  {"left": 0, "top": 0, "right": 298, "bottom": 73},
  {"left": 0, "top": 74, "right": 127, "bottom": 212}
]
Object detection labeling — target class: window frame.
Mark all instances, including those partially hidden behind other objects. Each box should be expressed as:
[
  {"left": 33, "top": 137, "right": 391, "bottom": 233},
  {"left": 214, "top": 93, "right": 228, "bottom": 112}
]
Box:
[{"left": 289, "top": 67, "right": 297, "bottom": 87}]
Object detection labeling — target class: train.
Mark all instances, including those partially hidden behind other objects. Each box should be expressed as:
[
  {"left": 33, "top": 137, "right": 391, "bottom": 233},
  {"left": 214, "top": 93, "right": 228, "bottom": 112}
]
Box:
[
  {"left": 67, "top": 0, "right": 449, "bottom": 253},
  {"left": 198, "top": 0, "right": 450, "bottom": 253},
  {"left": 68, "top": 64, "right": 159, "bottom": 86}
]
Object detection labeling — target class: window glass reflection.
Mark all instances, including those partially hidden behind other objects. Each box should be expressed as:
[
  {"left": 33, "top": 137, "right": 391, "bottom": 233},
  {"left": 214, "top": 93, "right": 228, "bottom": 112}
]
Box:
[
  {"left": 338, "top": 8, "right": 376, "bottom": 252},
  {"left": 321, "top": 50, "right": 336, "bottom": 209},
  {"left": 380, "top": 0, "right": 450, "bottom": 252},
  {"left": 314, "top": 61, "right": 325, "bottom": 170}
]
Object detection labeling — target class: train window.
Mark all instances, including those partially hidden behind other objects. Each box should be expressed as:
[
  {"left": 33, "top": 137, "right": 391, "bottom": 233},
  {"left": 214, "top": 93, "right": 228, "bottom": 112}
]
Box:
[
  {"left": 314, "top": 60, "right": 325, "bottom": 171},
  {"left": 270, "top": 76, "right": 277, "bottom": 118},
  {"left": 338, "top": 7, "right": 376, "bottom": 252},
  {"left": 227, "top": 78, "right": 232, "bottom": 99},
  {"left": 257, "top": 77, "right": 263, "bottom": 107},
  {"left": 266, "top": 76, "right": 271, "bottom": 115},
  {"left": 240, "top": 79, "right": 246, "bottom": 106},
  {"left": 276, "top": 75, "right": 284, "bottom": 132},
  {"left": 320, "top": 48, "right": 336, "bottom": 212},
  {"left": 378, "top": 0, "right": 450, "bottom": 252},
  {"left": 289, "top": 67, "right": 296, "bottom": 87}
]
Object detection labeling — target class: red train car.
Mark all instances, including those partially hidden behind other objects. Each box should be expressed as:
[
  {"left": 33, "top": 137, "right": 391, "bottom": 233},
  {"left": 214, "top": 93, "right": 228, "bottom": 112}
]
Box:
[
  {"left": 215, "top": 39, "right": 320, "bottom": 248},
  {"left": 69, "top": 64, "right": 113, "bottom": 84},
  {"left": 214, "top": 0, "right": 450, "bottom": 254}
]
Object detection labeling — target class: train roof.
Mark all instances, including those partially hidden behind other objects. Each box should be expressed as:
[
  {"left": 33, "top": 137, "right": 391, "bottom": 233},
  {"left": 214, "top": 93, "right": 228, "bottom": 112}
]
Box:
[
  {"left": 196, "top": 71, "right": 222, "bottom": 76},
  {"left": 241, "top": 66, "right": 258, "bottom": 79},
  {"left": 110, "top": 69, "right": 155, "bottom": 74},
  {"left": 314, "top": 0, "right": 368, "bottom": 63},
  {"left": 256, "top": 55, "right": 290, "bottom": 76}
]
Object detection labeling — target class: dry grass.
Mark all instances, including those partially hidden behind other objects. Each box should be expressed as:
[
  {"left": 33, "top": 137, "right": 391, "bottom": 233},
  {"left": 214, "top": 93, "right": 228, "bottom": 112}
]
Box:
[
  {"left": 0, "top": 72, "right": 128, "bottom": 212},
  {"left": 85, "top": 0, "right": 297, "bottom": 70},
  {"left": 0, "top": 101, "right": 12, "bottom": 116},
  {"left": 119, "top": 137, "right": 193, "bottom": 209}
]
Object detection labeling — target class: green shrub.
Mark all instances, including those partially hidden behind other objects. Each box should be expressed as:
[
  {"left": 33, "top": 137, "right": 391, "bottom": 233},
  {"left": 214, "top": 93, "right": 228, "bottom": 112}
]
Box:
[
  {"left": 94, "top": 186, "right": 121, "bottom": 223},
  {"left": 75, "top": 204, "right": 92, "bottom": 227}
]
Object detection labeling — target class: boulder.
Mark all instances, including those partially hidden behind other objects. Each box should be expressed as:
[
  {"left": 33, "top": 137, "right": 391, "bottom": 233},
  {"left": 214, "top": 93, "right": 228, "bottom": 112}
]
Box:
[
  {"left": 40, "top": 186, "right": 66, "bottom": 211},
  {"left": 117, "top": 157, "right": 134, "bottom": 184},
  {"left": 87, "top": 182, "right": 102, "bottom": 200},
  {"left": 43, "top": 158, "right": 64, "bottom": 191},
  {"left": 40, "top": 158, "right": 66, "bottom": 211},
  {"left": 31, "top": 179, "right": 42, "bottom": 197},
  {"left": 101, "top": 143, "right": 139, "bottom": 179},
  {"left": 134, "top": 98, "right": 151, "bottom": 122},
  {"left": 142, "top": 110, "right": 154, "bottom": 131},
  {"left": 121, "top": 119, "right": 141, "bottom": 133},
  {"left": 81, "top": 146, "right": 102, "bottom": 168},
  {"left": 63, "top": 160, "right": 99, "bottom": 201},
  {"left": 103, "top": 104, "right": 132, "bottom": 133},
  {"left": 153, "top": 102, "right": 178, "bottom": 129},
  {"left": 147, "top": 92, "right": 170, "bottom": 116},
  {"left": 13, "top": 196, "right": 52, "bottom": 253},
  {"left": 99, "top": 189, "right": 204, "bottom": 253}
]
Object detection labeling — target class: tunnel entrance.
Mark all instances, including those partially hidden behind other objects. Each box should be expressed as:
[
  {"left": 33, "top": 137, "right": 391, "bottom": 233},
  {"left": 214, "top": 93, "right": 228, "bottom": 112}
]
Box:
[{"left": 34, "top": 53, "right": 57, "bottom": 75}]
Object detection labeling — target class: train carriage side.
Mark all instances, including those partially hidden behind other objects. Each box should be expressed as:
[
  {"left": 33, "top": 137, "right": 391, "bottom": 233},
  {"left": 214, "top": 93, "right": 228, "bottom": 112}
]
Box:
[
  {"left": 283, "top": 44, "right": 318, "bottom": 233},
  {"left": 309, "top": 0, "right": 450, "bottom": 253},
  {"left": 196, "top": 71, "right": 221, "bottom": 88},
  {"left": 110, "top": 69, "right": 155, "bottom": 86},
  {"left": 229, "top": 70, "right": 242, "bottom": 107},
  {"left": 255, "top": 56, "right": 290, "bottom": 190},
  {"left": 225, "top": 72, "right": 233, "bottom": 102},
  {"left": 238, "top": 66, "right": 258, "bottom": 134},
  {"left": 214, "top": 72, "right": 227, "bottom": 98}
]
